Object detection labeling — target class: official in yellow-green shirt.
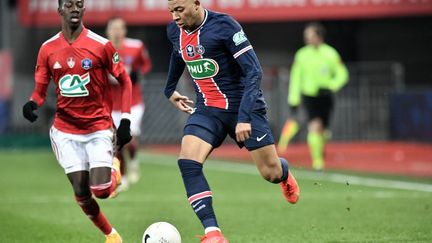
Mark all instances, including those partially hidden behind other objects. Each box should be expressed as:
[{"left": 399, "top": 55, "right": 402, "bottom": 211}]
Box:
[{"left": 288, "top": 22, "right": 349, "bottom": 170}]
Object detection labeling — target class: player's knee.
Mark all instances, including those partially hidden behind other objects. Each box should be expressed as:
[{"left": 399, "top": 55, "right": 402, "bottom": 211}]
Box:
[
  {"left": 90, "top": 183, "right": 112, "bottom": 199},
  {"left": 178, "top": 159, "right": 203, "bottom": 177},
  {"left": 72, "top": 185, "right": 91, "bottom": 198},
  {"left": 259, "top": 164, "right": 281, "bottom": 183}
]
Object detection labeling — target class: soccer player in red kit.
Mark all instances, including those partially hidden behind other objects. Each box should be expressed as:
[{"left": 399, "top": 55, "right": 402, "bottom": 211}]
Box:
[
  {"left": 106, "top": 17, "right": 152, "bottom": 190},
  {"left": 22, "top": 1, "right": 132, "bottom": 242}
]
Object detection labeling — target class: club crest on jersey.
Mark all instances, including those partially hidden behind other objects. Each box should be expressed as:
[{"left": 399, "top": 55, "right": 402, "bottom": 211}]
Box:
[
  {"left": 185, "top": 58, "right": 219, "bottom": 80},
  {"left": 233, "top": 30, "right": 248, "bottom": 46},
  {"left": 81, "top": 58, "right": 92, "bottom": 70},
  {"left": 195, "top": 45, "right": 205, "bottom": 55},
  {"left": 186, "top": 44, "right": 195, "bottom": 57},
  {"left": 67, "top": 57, "right": 75, "bottom": 68},
  {"left": 59, "top": 73, "right": 91, "bottom": 97}
]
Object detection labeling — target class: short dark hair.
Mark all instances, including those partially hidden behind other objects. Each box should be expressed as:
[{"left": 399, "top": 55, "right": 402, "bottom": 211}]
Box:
[
  {"left": 58, "top": 0, "right": 64, "bottom": 7},
  {"left": 306, "top": 22, "right": 326, "bottom": 39}
]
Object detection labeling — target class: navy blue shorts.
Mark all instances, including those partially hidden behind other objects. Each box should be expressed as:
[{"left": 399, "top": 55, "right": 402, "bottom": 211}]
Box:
[{"left": 183, "top": 107, "right": 275, "bottom": 151}]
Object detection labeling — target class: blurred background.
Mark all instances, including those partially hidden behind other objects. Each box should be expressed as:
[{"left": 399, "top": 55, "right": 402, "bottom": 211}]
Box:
[{"left": 1, "top": 0, "right": 432, "bottom": 176}]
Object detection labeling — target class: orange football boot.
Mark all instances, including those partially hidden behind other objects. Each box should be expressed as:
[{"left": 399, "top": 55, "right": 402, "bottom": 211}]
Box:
[
  {"left": 200, "top": 231, "right": 229, "bottom": 243},
  {"left": 280, "top": 171, "right": 300, "bottom": 204}
]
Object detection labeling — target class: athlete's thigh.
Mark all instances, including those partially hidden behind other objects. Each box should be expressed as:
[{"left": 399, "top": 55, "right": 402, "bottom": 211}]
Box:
[
  {"left": 250, "top": 144, "right": 280, "bottom": 171},
  {"left": 182, "top": 110, "right": 227, "bottom": 162},
  {"left": 85, "top": 129, "right": 115, "bottom": 184},
  {"left": 179, "top": 135, "right": 213, "bottom": 163},
  {"left": 50, "top": 127, "right": 88, "bottom": 174},
  {"left": 243, "top": 111, "right": 276, "bottom": 151},
  {"left": 303, "top": 95, "right": 333, "bottom": 127}
]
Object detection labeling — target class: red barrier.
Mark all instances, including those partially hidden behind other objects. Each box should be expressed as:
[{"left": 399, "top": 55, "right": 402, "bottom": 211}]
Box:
[{"left": 18, "top": 0, "right": 432, "bottom": 27}]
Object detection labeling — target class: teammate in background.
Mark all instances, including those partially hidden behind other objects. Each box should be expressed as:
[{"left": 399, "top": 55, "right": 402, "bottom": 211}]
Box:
[
  {"left": 106, "top": 16, "right": 152, "bottom": 190},
  {"left": 22, "top": 1, "right": 132, "bottom": 242},
  {"left": 166, "top": 0, "right": 300, "bottom": 242},
  {"left": 288, "top": 22, "right": 349, "bottom": 170}
]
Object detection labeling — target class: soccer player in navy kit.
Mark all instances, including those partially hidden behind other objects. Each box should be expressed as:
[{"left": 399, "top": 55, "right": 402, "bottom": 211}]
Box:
[{"left": 166, "top": 0, "right": 300, "bottom": 242}]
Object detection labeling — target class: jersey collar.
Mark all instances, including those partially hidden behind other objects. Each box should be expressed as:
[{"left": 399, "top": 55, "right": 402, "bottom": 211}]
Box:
[
  {"left": 60, "top": 26, "right": 88, "bottom": 45},
  {"left": 183, "top": 9, "right": 208, "bottom": 35}
]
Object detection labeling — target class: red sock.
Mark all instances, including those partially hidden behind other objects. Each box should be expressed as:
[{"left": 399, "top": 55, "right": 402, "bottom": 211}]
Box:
[
  {"left": 90, "top": 170, "right": 118, "bottom": 199},
  {"left": 75, "top": 195, "right": 112, "bottom": 235}
]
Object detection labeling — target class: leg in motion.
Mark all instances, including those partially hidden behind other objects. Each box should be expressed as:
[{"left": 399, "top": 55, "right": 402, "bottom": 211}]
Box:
[
  {"left": 67, "top": 171, "right": 122, "bottom": 243},
  {"left": 178, "top": 134, "right": 228, "bottom": 243},
  {"left": 250, "top": 145, "right": 300, "bottom": 204}
]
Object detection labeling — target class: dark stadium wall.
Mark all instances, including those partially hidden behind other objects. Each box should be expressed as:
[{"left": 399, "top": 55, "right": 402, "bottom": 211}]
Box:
[{"left": 12, "top": 16, "right": 432, "bottom": 86}]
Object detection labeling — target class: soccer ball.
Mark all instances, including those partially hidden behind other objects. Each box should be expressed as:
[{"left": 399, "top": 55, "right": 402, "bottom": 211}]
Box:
[{"left": 142, "top": 222, "right": 181, "bottom": 243}]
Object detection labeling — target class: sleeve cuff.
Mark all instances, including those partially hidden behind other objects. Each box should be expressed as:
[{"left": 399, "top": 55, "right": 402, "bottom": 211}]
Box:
[{"left": 121, "top": 113, "right": 131, "bottom": 120}]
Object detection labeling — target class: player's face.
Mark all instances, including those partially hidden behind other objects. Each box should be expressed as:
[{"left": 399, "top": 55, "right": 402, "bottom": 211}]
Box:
[
  {"left": 58, "top": 0, "right": 85, "bottom": 29},
  {"left": 107, "top": 19, "right": 127, "bottom": 43},
  {"left": 304, "top": 27, "right": 321, "bottom": 46},
  {"left": 168, "top": 0, "right": 201, "bottom": 31}
]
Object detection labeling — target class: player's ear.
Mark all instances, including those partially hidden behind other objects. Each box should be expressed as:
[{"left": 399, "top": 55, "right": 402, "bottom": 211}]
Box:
[{"left": 57, "top": 7, "right": 64, "bottom": 16}]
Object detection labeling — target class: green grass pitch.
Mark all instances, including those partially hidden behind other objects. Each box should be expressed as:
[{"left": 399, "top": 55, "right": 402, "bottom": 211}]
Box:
[{"left": 1, "top": 149, "right": 431, "bottom": 242}]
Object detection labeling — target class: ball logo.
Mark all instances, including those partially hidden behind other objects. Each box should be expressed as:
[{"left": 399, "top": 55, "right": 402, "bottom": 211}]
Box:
[
  {"left": 59, "top": 73, "right": 91, "bottom": 97},
  {"left": 144, "top": 234, "right": 150, "bottom": 243},
  {"left": 186, "top": 58, "right": 219, "bottom": 80}
]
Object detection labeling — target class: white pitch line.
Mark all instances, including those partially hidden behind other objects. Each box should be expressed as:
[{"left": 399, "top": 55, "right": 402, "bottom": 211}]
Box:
[{"left": 141, "top": 154, "right": 432, "bottom": 193}]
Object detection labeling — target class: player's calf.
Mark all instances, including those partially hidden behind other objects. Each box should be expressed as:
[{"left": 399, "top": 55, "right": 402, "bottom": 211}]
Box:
[
  {"left": 75, "top": 195, "right": 113, "bottom": 235},
  {"left": 258, "top": 158, "right": 289, "bottom": 184}
]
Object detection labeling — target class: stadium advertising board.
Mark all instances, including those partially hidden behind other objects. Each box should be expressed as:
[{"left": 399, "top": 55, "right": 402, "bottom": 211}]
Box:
[{"left": 19, "top": 0, "right": 432, "bottom": 26}]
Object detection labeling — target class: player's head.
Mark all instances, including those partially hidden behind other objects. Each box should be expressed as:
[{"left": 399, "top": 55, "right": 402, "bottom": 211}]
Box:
[
  {"left": 106, "top": 16, "right": 127, "bottom": 44},
  {"left": 304, "top": 22, "right": 325, "bottom": 46},
  {"left": 168, "top": 0, "right": 204, "bottom": 31},
  {"left": 58, "top": 0, "right": 85, "bottom": 30}
]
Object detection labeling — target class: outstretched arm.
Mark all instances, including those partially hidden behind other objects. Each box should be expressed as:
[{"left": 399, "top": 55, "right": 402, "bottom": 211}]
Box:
[{"left": 23, "top": 46, "right": 51, "bottom": 123}]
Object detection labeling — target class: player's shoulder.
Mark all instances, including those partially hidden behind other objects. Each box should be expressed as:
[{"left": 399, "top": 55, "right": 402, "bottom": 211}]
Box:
[
  {"left": 123, "top": 38, "right": 143, "bottom": 48},
  {"left": 166, "top": 22, "right": 180, "bottom": 41},
  {"left": 210, "top": 10, "right": 240, "bottom": 28},
  {"left": 41, "top": 32, "right": 61, "bottom": 49},
  {"left": 321, "top": 43, "right": 340, "bottom": 56},
  {"left": 85, "top": 28, "right": 110, "bottom": 46}
]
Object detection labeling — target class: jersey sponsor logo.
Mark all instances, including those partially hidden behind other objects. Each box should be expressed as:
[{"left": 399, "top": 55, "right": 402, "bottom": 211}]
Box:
[
  {"left": 53, "top": 61, "right": 62, "bottom": 69},
  {"left": 186, "top": 58, "right": 219, "bottom": 80},
  {"left": 81, "top": 58, "right": 92, "bottom": 70},
  {"left": 67, "top": 57, "right": 75, "bottom": 68},
  {"left": 186, "top": 44, "right": 195, "bottom": 57},
  {"left": 59, "top": 73, "right": 91, "bottom": 97},
  {"left": 112, "top": 52, "right": 120, "bottom": 64},
  {"left": 233, "top": 30, "right": 248, "bottom": 46},
  {"left": 195, "top": 44, "right": 205, "bottom": 55}
]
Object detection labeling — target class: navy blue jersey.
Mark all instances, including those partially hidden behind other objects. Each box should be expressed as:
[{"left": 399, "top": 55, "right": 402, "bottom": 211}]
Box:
[{"left": 165, "top": 10, "right": 267, "bottom": 123}]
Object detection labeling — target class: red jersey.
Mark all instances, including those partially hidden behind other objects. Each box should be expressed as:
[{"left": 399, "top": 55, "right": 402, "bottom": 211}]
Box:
[
  {"left": 111, "top": 38, "right": 152, "bottom": 111},
  {"left": 31, "top": 27, "right": 132, "bottom": 134}
]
